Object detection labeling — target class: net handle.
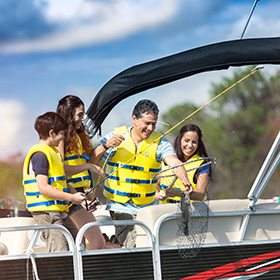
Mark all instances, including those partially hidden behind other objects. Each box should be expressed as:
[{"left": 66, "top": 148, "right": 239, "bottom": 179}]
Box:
[
  {"left": 166, "top": 176, "right": 178, "bottom": 191},
  {"left": 154, "top": 157, "right": 216, "bottom": 180}
]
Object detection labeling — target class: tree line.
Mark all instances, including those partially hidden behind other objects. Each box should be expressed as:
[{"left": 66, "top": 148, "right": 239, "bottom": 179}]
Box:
[
  {"left": 159, "top": 67, "right": 280, "bottom": 199},
  {"left": 1, "top": 66, "right": 280, "bottom": 202}
]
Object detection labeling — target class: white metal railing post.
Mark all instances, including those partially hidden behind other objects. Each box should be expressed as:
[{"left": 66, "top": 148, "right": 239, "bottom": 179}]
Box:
[
  {"left": 248, "top": 130, "right": 280, "bottom": 201},
  {"left": 75, "top": 220, "right": 158, "bottom": 280},
  {"left": 239, "top": 131, "right": 280, "bottom": 242},
  {"left": 0, "top": 224, "right": 78, "bottom": 280}
]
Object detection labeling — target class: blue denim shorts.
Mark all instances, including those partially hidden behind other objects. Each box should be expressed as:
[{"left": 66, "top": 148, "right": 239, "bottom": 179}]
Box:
[{"left": 68, "top": 187, "right": 85, "bottom": 216}]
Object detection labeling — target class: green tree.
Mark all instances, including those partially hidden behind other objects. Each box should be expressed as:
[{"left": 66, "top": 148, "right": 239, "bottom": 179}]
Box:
[
  {"left": 0, "top": 161, "right": 25, "bottom": 202},
  {"left": 159, "top": 103, "right": 211, "bottom": 145},
  {"left": 161, "top": 67, "right": 280, "bottom": 199},
  {"left": 207, "top": 67, "right": 280, "bottom": 199}
]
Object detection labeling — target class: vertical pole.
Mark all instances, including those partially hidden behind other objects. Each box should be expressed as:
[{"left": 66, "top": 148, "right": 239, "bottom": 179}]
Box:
[{"left": 240, "top": 0, "right": 260, "bottom": 39}]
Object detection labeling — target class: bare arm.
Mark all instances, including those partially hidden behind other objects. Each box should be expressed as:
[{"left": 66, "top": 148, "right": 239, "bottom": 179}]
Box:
[
  {"left": 57, "top": 137, "right": 104, "bottom": 178},
  {"left": 36, "top": 174, "right": 85, "bottom": 204},
  {"left": 90, "top": 145, "right": 106, "bottom": 164},
  {"left": 189, "top": 172, "right": 208, "bottom": 201},
  {"left": 64, "top": 163, "right": 104, "bottom": 178},
  {"left": 164, "top": 154, "right": 192, "bottom": 191},
  {"left": 90, "top": 134, "right": 125, "bottom": 164}
]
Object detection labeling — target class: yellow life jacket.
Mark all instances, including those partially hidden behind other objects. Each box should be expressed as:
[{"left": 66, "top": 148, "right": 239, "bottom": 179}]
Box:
[
  {"left": 23, "top": 144, "right": 69, "bottom": 212},
  {"left": 104, "top": 126, "right": 162, "bottom": 205},
  {"left": 159, "top": 154, "right": 205, "bottom": 203},
  {"left": 64, "top": 135, "right": 91, "bottom": 190}
]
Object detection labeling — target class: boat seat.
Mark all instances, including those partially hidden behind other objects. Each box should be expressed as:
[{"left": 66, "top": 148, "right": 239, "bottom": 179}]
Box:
[
  {"left": 136, "top": 199, "right": 280, "bottom": 247},
  {"left": 0, "top": 217, "right": 47, "bottom": 255}
]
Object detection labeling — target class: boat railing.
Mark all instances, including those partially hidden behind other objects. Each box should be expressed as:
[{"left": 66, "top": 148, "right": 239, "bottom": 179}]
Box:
[
  {"left": 0, "top": 224, "right": 78, "bottom": 279},
  {"left": 75, "top": 220, "right": 158, "bottom": 280},
  {"left": 248, "top": 130, "right": 280, "bottom": 203},
  {"left": 238, "top": 130, "right": 280, "bottom": 241},
  {"left": 150, "top": 200, "right": 280, "bottom": 280}
]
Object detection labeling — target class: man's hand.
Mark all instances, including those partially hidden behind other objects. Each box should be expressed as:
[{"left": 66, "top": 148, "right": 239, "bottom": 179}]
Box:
[
  {"left": 106, "top": 134, "right": 125, "bottom": 148},
  {"left": 164, "top": 155, "right": 193, "bottom": 193}
]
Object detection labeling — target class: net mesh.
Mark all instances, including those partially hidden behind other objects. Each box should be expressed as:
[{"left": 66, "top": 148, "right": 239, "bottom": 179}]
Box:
[
  {"left": 176, "top": 191, "right": 210, "bottom": 258},
  {"left": 155, "top": 157, "right": 215, "bottom": 258}
]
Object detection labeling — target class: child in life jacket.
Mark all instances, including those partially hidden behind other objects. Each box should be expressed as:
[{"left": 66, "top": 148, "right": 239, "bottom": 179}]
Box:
[{"left": 23, "top": 112, "right": 85, "bottom": 252}]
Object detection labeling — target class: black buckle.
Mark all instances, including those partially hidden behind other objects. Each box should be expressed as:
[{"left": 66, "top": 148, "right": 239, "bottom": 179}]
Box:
[
  {"left": 130, "top": 165, "right": 139, "bottom": 170},
  {"left": 131, "top": 179, "right": 140, "bottom": 184}
]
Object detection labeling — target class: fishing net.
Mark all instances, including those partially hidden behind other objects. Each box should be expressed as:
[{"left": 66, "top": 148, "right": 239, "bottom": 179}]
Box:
[{"left": 154, "top": 157, "right": 216, "bottom": 258}]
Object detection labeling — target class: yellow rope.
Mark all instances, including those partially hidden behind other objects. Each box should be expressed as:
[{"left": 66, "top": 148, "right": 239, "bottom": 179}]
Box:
[
  {"left": 86, "top": 66, "right": 262, "bottom": 193},
  {"left": 90, "top": 148, "right": 113, "bottom": 198}
]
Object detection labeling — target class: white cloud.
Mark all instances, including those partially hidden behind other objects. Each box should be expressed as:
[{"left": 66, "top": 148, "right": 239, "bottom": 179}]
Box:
[
  {"left": 92, "top": 69, "right": 229, "bottom": 139},
  {"left": 0, "top": 99, "right": 37, "bottom": 160},
  {"left": 0, "top": 0, "right": 179, "bottom": 53}
]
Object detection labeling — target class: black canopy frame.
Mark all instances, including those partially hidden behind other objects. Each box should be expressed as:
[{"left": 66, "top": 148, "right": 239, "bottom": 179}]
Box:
[{"left": 84, "top": 37, "right": 280, "bottom": 137}]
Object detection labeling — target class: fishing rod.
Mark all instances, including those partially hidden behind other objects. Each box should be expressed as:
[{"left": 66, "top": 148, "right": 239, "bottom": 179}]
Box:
[
  {"left": 84, "top": 65, "right": 263, "bottom": 196},
  {"left": 240, "top": 0, "right": 260, "bottom": 39}
]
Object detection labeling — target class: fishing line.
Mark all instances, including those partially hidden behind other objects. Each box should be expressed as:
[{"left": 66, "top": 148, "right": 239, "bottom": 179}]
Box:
[
  {"left": 90, "top": 148, "right": 113, "bottom": 199},
  {"left": 85, "top": 65, "right": 263, "bottom": 195}
]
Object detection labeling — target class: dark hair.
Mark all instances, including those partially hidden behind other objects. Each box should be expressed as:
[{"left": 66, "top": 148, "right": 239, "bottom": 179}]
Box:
[
  {"left": 34, "top": 112, "right": 68, "bottom": 140},
  {"left": 56, "top": 95, "right": 92, "bottom": 155},
  {"left": 174, "top": 124, "right": 208, "bottom": 161},
  {"left": 132, "top": 99, "right": 159, "bottom": 119}
]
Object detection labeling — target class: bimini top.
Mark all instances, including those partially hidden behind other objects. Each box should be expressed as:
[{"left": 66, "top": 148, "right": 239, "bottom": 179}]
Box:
[{"left": 84, "top": 37, "right": 280, "bottom": 137}]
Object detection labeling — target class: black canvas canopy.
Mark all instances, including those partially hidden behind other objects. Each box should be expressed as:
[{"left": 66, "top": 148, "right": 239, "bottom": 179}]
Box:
[{"left": 84, "top": 37, "right": 280, "bottom": 136}]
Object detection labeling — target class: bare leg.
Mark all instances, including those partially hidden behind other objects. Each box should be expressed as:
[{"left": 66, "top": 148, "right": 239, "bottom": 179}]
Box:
[{"left": 70, "top": 208, "right": 106, "bottom": 250}]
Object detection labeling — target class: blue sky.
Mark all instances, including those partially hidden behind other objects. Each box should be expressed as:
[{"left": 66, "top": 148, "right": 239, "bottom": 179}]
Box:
[{"left": 1, "top": 0, "right": 280, "bottom": 159}]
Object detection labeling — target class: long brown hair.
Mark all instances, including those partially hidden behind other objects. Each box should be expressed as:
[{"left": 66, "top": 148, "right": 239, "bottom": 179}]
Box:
[
  {"left": 174, "top": 124, "right": 208, "bottom": 162},
  {"left": 56, "top": 95, "right": 93, "bottom": 156}
]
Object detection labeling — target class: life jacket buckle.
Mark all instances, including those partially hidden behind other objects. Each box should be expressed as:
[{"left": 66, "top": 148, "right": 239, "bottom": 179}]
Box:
[{"left": 131, "top": 179, "right": 140, "bottom": 184}]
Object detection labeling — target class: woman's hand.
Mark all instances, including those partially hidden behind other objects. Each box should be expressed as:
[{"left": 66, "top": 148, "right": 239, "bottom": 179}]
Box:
[
  {"left": 88, "top": 164, "right": 104, "bottom": 178},
  {"left": 155, "top": 190, "right": 167, "bottom": 201},
  {"left": 183, "top": 183, "right": 194, "bottom": 193}
]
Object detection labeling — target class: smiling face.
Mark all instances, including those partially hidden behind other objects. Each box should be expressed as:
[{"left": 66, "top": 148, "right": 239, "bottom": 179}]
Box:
[
  {"left": 73, "top": 104, "right": 85, "bottom": 130},
  {"left": 132, "top": 112, "right": 158, "bottom": 141},
  {"left": 180, "top": 131, "right": 199, "bottom": 161}
]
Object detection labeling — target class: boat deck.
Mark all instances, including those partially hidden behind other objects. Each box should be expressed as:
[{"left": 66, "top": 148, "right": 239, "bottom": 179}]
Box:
[{"left": 0, "top": 198, "right": 280, "bottom": 280}]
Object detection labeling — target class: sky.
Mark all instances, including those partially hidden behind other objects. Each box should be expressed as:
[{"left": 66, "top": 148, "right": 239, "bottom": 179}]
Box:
[{"left": 1, "top": 0, "right": 280, "bottom": 160}]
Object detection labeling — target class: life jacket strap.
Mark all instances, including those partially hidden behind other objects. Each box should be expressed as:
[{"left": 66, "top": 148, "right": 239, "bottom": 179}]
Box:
[
  {"left": 27, "top": 200, "right": 68, "bottom": 208},
  {"left": 24, "top": 176, "right": 66, "bottom": 185},
  {"left": 106, "top": 174, "right": 157, "bottom": 184},
  {"left": 64, "top": 155, "right": 90, "bottom": 161},
  {"left": 166, "top": 199, "right": 181, "bottom": 203},
  {"left": 107, "top": 162, "right": 161, "bottom": 173},
  {"left": 25, "top": 187, "right": 70, "bottom": 197},
  {"left": 104, "top": 186, "right": 155, "bottom": 198},
  {"left": 67, "top": 175, "right": 90, "bottom": 184}
]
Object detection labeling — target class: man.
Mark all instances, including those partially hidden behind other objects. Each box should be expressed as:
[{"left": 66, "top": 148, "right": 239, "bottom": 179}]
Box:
[{"left": 92, "top": 99, "right": 191, "bottom": 247}]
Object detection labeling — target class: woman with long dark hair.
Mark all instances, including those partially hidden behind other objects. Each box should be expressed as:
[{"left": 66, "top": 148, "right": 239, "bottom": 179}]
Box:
[
  {"left": 157, "top": 124, "right": 211, "bottom": 203},
  {"left": 57, "top": 95, "right": 118, "bottom": 249}
]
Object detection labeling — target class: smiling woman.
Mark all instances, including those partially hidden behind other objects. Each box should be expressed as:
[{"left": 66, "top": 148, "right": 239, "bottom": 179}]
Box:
[{"left": 56, "top": 95, "right": 118, "bottom": 250}]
